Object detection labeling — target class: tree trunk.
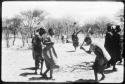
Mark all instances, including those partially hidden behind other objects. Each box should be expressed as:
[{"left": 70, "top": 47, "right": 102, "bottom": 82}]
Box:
[
  {"left": 26, "top": 37, "right": 30, "bottom": 47},
  {"left": 29, "top": 27, "right": 33, "bottom": 38},
  {"left": 7, "top": 39, "right": 9, "bottom": 48},
  {"left": 5, "top": 31, "right": 10, "bottom": 48},
  {"left": 13, "top": 32, "right": 16, "bottom": 46},
  {"left": 22, "top": 37, "right": 25, "bottom": 47},
  {"left": 21, "top": 32, "right": 25, "bottom": 47}
]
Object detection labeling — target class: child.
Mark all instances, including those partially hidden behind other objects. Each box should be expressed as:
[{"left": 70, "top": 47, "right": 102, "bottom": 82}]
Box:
[{"left": 80, "top": 36, "right": 111, "bottom": 81}]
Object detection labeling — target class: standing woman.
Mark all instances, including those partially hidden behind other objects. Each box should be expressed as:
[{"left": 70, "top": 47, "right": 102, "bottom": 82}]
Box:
[
  {"left": 104, "top": 24, "right": 113, "bottom": 68},
  {"left": 32, "top": 28, "right": 46, "bottom": 74},
  {"left": 72, "top": 30, "right": 81, "bottom": 51},
  {"left": 42, "top": 28, "right": 58, "bottom": 79},
  {"left": 111, "top": 25, "right": 122, "bottom": 70},
  {"left": 72, "top": 31, "right": 79, "bottom": 51},
  {"left": 71, "top": 22, "right": 79, "bottom": 51}
]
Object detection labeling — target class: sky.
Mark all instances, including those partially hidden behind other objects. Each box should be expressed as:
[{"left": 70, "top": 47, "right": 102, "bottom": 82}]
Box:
[{"left": 2, "top": 1, "right": 124, "bottom": 24}]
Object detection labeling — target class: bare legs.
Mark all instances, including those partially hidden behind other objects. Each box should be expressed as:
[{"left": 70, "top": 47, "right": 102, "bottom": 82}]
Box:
[
  {"left": 35, "top": 57, "right": 44, "bottom": 74},
  {"left": 40, "top": 59, "right": 44, "bottom": 75},
  {"left": 35, "top": 57, "right": 39, "bottom": 74},
  {"left": 94, "top": 70, "right": 98, "bottom": 81},
  {"left": 42, "top": 60, "right": 53, "bottom": 79},
  {"left": 100, "top": 72, "right": 105, "bottom": 81},
  {"left": 94, "top": 70, "right": 105, "bottom": 81},
  {"left": 50, "top": 68, "right": 53, "bottom": 79}
]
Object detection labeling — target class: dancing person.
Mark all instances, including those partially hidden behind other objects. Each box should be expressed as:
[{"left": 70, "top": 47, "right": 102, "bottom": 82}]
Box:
[
  {"left": 104, "top": 24, "right": 113, "bottom": 68},
  {"left": 61, "top": 35, "right": 65, "bottom": 43},
  {"left": 115, "top": 25, "right": 123, "bottom": 64},
  {"left": 80, "top": 37, "right": 111, "bottom": 81},
  {"left": 72, "top": 30, "right": 81, "bottom": 51},
  {"left": 110, "top": 25, "right": 122, "bottom": 70},
  {"left": 32, "top": 27, "right": 46, "bottom": 74},
  {"left": 42, "top": 28, "right": 59, "bottom": 79}
]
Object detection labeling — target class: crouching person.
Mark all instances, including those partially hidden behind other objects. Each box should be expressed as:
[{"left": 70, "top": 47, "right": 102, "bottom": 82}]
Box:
[{"left": 80, "top": 36, "right": 111, "bottom": 81}]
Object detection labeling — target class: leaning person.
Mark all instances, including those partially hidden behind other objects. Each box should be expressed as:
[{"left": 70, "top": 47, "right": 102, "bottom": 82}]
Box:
[{"left": 80, "top": 37, "right": 111, "bottom": 81}]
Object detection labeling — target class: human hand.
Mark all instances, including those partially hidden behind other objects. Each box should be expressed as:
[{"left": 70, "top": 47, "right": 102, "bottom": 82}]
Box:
[
  {"left": 80, "top": 46, "right": 83, "bottom": 49},
  {"left": 86, "top": 51, "right": 91, "bottom": 54}
]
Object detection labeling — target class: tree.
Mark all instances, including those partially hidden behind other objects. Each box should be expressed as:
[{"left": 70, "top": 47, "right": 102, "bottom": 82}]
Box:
[
  {"left": 43, "top": 17, "right": 78, "bottom": 42},
  {"left": 10, "top": 15, "right": 22, "bottom": 45},
  {"left": 19, "top": 9, "right": 47, "bottom": 47},
  {"left": 115, "top": 8, "right": 124, "bottom": 35},
  {"left": 20, "top": 9, "right": 46, "bottom": 38},
  {"left": 82, "top": 16, "right": 113, "bottom": 37},
  {"left": 2, "top": 18, "right": 12, "bottom": 48}
]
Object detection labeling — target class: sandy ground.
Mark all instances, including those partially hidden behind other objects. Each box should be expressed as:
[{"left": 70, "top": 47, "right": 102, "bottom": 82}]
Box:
[{"left": 1, "top": 37, "right": 124, "bottom": 83}]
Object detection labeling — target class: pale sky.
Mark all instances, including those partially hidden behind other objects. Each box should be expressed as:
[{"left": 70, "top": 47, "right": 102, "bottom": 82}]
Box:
[{"left": 2, "top": 1, "right": 124, "bottom": 24}]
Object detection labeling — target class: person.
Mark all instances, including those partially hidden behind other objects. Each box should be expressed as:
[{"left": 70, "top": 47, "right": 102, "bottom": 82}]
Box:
[
  {"left": 110, "top": 25, "right": 122, "bottom": 70},
  {"left": 104, "top": 24, "right": 113, "bottom": 68},
  {"left": 42, "top": 28, "right": 59, "bottom": 79},
  {"left": 72, "top": 30, "right": 81, "bottom": 51},
  {"left": 32, "top": 27, "right": 46, "bottom": 74},
  {"left": 80, "top": 37, "right": 111, "bottom": 81},
  {"left": 115, "top": 25, "right": 123, "bottom": 64},
  {"left": 61, "top": 35, "right": 65, "bottom": 43}
]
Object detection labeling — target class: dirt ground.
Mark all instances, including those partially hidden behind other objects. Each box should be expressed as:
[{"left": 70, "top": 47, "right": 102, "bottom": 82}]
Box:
[{"left": 1, "top": 37, "right": 124, "bottom": 83}]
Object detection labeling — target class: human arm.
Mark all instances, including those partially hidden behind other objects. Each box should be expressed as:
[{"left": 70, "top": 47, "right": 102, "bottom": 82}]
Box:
[
  {"left": 52, "top": 47, "right": 58, "bottom": 58},
  {"left": 42, "top": 36, "right": 54, "bottom": 45},
  {"left": 80, "top": 45, "right": 92, "bottom": 54}
]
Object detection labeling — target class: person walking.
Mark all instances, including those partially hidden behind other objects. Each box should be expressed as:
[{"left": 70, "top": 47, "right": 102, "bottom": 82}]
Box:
[
  {"left": 110, "top": 25, "right": 122, "bottom": 70},
  {"left": 42, "top": 28, "right": 59, "bottom": 79},
  {"left": 104, "top": 24, "right": 113, "bottom": 68},
  {"left": 32, "top": 27, "right": 46, "bottom": 74},
  {"left": 72, "top": 31, "right": 79, "bottom": 51}
]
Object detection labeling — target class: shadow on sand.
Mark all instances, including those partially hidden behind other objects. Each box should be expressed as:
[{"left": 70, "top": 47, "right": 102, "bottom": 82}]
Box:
[
  {"left": 66, "top": 50, "right": 76, "bottom": 52},
  {"left": 21, "top": 67, "right": 36, "bottom": 70},
  {"left": 29, "top": 76, "right": 54, "bottom": 81},
  {"left": 29, "top": 77, "right": 46, "bottom": 81},
  {"left": 66, "top": 79, "right": 98, "bottom": 83},
  {"left": 104, "top": 69, "right": 116, "bottom": 74},
  {"left": 19, "top": 72, "right": 36, "bottom": 77}
]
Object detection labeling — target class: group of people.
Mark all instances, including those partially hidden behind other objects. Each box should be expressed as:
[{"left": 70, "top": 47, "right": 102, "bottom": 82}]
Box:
[
  {"left": 31, "top": 23, "right": 123, "bottom": 81},
  {"left": 80, "top": 24, "right": 123, "bottom": 81},
  {"left": 32, "top": 27, "right": 59, "bottom": 79},
  {"left": 104, "top": 24, "right": 123, "bottom": 71}
]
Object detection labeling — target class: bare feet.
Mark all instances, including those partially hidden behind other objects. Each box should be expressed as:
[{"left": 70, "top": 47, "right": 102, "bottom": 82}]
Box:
[
  {"left": 112, "top": 68, "right": 117, "bottom": 71},
  {"left": 34, "top": 71, "right": 37, "bottom": 74},
  {"left": 42, "top": 74, "right": 48, "bottom": 78},
  {"left": 48, "top": 76, "right": 55, "bottom": 80},
  {"left": 100, "top": 75, "right": 105, "bottom": 81}
]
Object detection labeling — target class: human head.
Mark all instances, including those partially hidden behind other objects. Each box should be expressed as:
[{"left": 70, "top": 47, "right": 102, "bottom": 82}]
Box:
[
  {"left": 48, "top": 28, "right": 54, "bottom": 36},
  {"left": 36, "top": 27, "right": 46, "bottom": 36},
  {"left": 107, "top": 24, "right": 112, "bottom": 32},
  {"left": 115, "top": 25, "right": 121, "bottom": 33},
  {"left": 84, "top": 36, "right": 92, "bottom": 45}
]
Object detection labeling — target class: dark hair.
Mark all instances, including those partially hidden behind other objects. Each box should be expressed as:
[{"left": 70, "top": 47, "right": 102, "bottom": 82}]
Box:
[
  {"left": 115, "top": 25, "right": 121, "bottom": 32},
  {"left": 84, "top": 36, "right": 92, "bottom": 45},
  {"left": 48, "top": 28, "right": 54, "bottom": 36},
  {"left": 36, "top": 27, "right": 46, "bottom": 36},
  {"left": 107, "top": 25, "right": 112, "bottom": 32}
]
